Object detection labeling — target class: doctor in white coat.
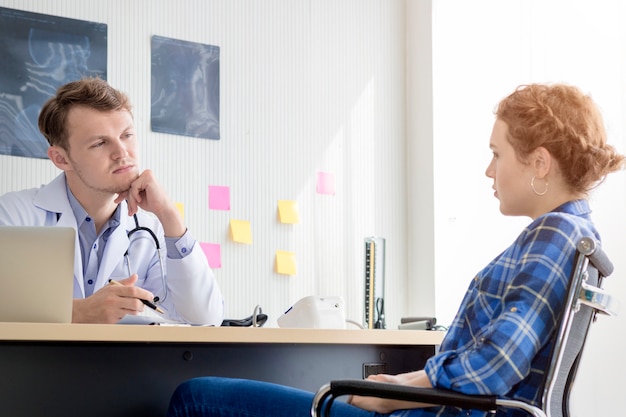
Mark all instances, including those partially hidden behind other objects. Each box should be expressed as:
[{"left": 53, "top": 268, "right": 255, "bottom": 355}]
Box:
[{"left": 0, "top": 78, "right": 223, "bottom": 326}]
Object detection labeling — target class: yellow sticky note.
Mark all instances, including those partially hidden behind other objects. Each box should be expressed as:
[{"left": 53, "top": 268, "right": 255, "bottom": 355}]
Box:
[
  {"left": 275, "top": 250, "right": 297, "bottom": 275},
  {"left": 229, "top": 219, "right": 252, "bottom": 244},
  {"left": 174, "top": 202, "right": 185, "bottom": 220},
  {"left": 277, "top": 200, "right": 300, "bottom": 224}
]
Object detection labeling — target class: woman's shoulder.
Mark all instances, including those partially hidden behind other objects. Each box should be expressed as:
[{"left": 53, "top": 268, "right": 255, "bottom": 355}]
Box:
[
  {"left": 533, "top": 200, "right": 596, "bottom": 234},
  {"left": 519, "top": 205, "right": 599, "bottom": 253},
  {"left": 532, "top": 209, "right": 591, "bottom": 230}
]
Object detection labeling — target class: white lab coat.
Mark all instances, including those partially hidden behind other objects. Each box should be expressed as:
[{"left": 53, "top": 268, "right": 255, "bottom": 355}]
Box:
[{"left": 0, "top": 173, "right": 224, "bottom": 325}]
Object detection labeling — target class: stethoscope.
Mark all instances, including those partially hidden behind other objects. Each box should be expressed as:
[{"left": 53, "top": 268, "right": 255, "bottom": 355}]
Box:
[{"left": 124, "top": 214, "right": 168, "bottom": 304}]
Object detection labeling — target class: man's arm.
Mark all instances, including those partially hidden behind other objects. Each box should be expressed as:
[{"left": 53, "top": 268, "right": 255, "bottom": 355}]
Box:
[
  {"left": 164, "top": 245, "right": 224, "bottom": 325},
  {"left": 115, "top": 169, "right": 224, "bottom": 325}
]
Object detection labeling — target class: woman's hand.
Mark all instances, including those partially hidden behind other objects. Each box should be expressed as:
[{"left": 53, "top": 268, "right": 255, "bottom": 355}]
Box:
[{"left": 347, "top": 370, "right": 434, "bottom": 413}]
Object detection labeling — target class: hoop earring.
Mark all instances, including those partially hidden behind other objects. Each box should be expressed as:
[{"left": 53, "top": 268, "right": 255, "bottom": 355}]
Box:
[{"left": 531, "top": 175, "right": 548, "bottom": 196}]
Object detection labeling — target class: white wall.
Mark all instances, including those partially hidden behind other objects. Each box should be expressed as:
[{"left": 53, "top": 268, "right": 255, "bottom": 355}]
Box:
[
  {"left": 428, "top": 0, "right": 626, "bottom": 415},
  {"left": 406, "top": 0, "right": 437, "bottom": 321}
]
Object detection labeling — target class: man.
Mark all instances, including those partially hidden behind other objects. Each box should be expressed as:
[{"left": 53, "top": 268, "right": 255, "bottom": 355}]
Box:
[{"left": 0, "top": 77, "right": 223, "bottom": 325}]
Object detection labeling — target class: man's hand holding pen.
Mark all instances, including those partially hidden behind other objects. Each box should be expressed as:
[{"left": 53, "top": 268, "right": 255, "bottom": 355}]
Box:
[
  {"left": 71, "top": 274, "right": 161, "bottom": 324},
  {"left": 108, "top": 278, "right": 164, "bottom": 314}
]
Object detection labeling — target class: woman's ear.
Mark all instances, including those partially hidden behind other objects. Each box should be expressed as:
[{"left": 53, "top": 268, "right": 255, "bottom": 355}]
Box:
[
  {"left": 47, "top": 146, "right": 71, "bottom": 171},
  {"left": 533, "top": 146, "right": 552, "bottom": 178}
]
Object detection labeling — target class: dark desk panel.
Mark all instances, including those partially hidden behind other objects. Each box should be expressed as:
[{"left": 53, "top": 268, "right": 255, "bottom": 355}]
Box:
[{"left": 0, "top": 325, "right": 442, "bottom": 417}]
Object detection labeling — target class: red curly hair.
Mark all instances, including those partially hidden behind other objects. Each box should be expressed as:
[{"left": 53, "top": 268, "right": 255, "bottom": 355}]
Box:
[{"left": 496, "top": 83, "right": 624, "bottom": 193}]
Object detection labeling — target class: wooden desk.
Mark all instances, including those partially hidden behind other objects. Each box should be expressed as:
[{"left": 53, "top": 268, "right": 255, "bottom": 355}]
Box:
[{"left": 0, "top": 323, "right": 444, "bottom": 417}]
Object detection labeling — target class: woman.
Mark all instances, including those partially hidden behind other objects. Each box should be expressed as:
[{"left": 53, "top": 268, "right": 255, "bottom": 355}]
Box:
[{"left": 166, "top": 83, "right": 624, "bottom": 417}]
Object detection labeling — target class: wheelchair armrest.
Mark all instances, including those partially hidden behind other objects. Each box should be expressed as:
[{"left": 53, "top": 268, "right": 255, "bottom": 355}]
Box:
[
  {"left": 312, "top": 380, "right": 548, "bottom": 417},
  {"left": 327, "top": 379, "right": 497, "bottom": 411}
]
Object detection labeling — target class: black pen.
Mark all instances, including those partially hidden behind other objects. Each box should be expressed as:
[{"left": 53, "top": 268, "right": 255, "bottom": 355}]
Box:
[{"left": 108, "top": 279, "right": 165, "bottom": 314}]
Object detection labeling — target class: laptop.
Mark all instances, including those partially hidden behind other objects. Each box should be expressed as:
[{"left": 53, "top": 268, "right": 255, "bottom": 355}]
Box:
[{"left": 0, "top": 226, "right": 75, "bottom": 323}]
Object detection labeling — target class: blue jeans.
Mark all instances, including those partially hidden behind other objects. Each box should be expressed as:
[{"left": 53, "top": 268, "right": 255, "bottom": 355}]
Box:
[
  {"left": 166, "top": 377, "right": 381, "bottom": 417},
  {"left": 166, "top": 377, "right": 476, "bottom": 417}
]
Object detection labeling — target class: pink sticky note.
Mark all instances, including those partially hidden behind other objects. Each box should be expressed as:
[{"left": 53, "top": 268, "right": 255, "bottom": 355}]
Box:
[
  {"left": 316, "top": 171, "right": 335, "bottom": 195},
  {"left": 200, "top": 242, "right": 221, "bottom": 269},
  {"left": 209, "top": 185, "right": 230, "bottom": 210}
]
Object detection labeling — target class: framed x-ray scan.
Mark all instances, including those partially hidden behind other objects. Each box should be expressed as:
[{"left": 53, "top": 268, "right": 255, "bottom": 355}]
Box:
[
  {"left": 151, "top": 35, "right": 220, "bottom": 140},
  {"left": 0, "top": 7, "right": 107, "bottom": 159}
]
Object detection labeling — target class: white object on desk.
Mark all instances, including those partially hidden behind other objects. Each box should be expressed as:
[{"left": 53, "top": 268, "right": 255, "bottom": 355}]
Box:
[
  {"left": 277, "top": 296, "right": 346, "bottom": 329},
  {"left": 117, "top": 307, "right": 186, "bottom": 325}
]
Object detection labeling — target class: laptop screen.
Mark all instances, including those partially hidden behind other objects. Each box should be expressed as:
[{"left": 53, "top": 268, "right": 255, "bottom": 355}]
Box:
[{"left": 0, "top": 226, "right": 75, "bottom": 323}]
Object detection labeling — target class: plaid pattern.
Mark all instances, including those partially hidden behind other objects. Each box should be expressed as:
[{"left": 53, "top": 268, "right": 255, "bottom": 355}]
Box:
[{"left": 394, "top": 200, "right": 599, "bottom": 417}]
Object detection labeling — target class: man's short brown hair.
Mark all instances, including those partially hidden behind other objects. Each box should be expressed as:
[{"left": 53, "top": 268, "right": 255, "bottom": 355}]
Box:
[{"left": 38, "top": 77, "right": 133, "bottom": 150}]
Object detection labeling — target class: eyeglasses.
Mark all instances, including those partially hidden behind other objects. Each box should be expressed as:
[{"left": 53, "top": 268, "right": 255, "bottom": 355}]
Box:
[{"left": 124, "top": 214, "right": 167, "bottom": 304}]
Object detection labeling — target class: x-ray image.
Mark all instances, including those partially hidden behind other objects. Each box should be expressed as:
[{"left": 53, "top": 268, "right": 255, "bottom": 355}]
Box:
[
  {"left": 151, "top": 35, "right": 220, "bottom": 140},
  {"left": 0, "top": 7, "right": 107, "bottom": 159}
]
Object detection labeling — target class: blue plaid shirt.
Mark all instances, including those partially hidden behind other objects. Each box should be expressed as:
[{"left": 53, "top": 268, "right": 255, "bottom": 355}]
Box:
[{"left": 393, "top": 200, "right": 599, "bottom": 417}]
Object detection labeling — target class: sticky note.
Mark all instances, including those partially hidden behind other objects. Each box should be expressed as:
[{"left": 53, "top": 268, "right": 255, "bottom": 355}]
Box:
[
  {"left": 316, "top": 171, "right": 335, "bottom": 195},
  {"left": 174, "top": 202, "right": 185, "bottom": 220},
  {"left": 199, "top": 242, "right": 221, "bottom": 269},
  {"left": 209, "top": 185, "right": 230, "bottom": 210},
  {"left": 277, "top": 200, "right": 300, "bottom": 224},
  {"left": 229, "top": 219, "right": 252, "bottom": 244},
  {"left": 275, "top": 250, "right": 296, "bottom": 275}
]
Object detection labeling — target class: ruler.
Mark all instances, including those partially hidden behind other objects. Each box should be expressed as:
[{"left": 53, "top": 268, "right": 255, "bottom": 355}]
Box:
[{"left": 364, "top": 237, "right": 385, "bottom": 329}]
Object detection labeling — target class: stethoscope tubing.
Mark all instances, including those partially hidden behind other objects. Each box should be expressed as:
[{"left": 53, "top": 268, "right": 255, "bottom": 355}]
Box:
[{"left": 124, "top": 214, "right": 168, "bottom": 304}]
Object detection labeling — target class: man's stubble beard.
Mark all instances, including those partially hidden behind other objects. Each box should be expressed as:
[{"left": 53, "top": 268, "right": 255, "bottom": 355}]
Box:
[{"left": 68, "top": 157, "right": 137, "bottom": 196}]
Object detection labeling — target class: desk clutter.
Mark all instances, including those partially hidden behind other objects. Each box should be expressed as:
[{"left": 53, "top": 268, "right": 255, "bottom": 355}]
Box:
[
  {"left": 221, "top": 305, "right": 268, "bottom": 327},
  {"left": 398, "top": 317, "right": 438, "bottom": 330}
]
